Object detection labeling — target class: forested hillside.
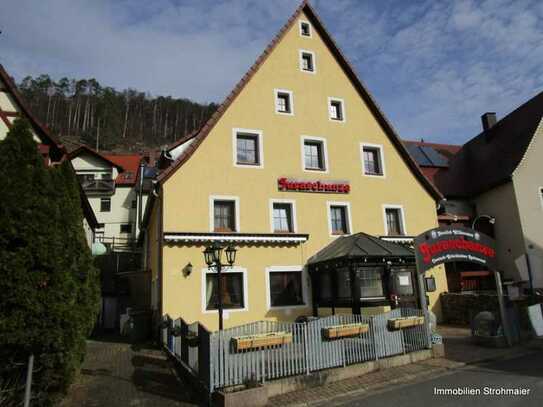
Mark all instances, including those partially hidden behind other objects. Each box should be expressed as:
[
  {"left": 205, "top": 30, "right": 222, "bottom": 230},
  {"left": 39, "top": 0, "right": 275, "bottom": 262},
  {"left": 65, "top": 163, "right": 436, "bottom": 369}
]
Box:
[{"left": 18, "top": 74, "right": 218, "bottom": 152}]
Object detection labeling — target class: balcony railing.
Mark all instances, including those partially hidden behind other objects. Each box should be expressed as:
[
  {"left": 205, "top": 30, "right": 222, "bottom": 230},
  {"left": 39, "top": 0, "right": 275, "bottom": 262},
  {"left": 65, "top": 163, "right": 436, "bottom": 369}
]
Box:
[{"left": 81, "top": 179, "right": 115, "bottom": 193}]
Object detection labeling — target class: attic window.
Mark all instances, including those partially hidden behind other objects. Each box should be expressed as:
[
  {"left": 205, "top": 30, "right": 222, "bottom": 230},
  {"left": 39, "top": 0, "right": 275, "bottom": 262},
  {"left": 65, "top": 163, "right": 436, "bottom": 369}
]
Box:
[
  {"left": 300, "top": 21, "right": 311, "bottom": 37},
  {"left": 275, "top": 89, "right": 293, "bottom": 115},
  {"left": 300, "top": 50, "right": 315, "bottom": 73},
  {"left": 328, "top": 98, "right": 345, "bottom": 122}
]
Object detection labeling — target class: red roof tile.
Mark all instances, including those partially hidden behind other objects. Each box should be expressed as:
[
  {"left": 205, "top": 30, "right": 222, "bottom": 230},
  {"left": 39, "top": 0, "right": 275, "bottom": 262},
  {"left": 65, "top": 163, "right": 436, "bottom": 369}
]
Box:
[{"left": 105, "top": 154, "right": 143, "bottom": 185}]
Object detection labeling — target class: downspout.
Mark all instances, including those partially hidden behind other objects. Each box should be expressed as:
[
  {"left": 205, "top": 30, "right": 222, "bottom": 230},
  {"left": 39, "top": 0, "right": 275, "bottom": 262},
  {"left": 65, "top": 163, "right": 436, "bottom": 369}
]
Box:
[{"left": 137, "top": 161, "right": 145, "bottom": 233}]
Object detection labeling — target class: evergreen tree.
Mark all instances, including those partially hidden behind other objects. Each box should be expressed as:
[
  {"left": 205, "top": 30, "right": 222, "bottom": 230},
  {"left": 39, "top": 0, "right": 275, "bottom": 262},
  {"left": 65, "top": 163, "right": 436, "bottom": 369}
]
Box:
[{"left": 0, "top": 119, "right": 100, "bottom": 405}]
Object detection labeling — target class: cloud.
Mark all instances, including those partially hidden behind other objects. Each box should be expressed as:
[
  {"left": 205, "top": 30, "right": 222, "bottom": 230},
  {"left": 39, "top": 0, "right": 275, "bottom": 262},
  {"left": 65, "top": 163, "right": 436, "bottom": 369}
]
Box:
[{"left": 0, "top": 0, "right": 542, "bottom": 143}]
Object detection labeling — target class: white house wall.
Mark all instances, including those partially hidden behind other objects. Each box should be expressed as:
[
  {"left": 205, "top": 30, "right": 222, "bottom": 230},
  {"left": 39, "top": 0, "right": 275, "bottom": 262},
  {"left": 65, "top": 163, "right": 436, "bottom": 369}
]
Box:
[
  {"left": 512, "top": 119, "right": 543, "bottom": 288},
  {"left": 474, "top": 182, "right": 525, "bottom": 281},
  {"left": 88, "top": 185, "right": 137, "bottom": 239}
]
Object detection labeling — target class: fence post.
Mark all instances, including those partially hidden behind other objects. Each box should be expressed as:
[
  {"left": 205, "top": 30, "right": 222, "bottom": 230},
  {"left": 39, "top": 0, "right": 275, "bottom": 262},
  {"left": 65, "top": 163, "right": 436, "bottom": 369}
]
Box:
[
  {"left": 303, "top": 323, "right": 311, "bottom": 375},
  {"left": 371, "top": 317, "right": 379, "bottom": 361},
  {"left": 23, "top": 354, "right": 34, "bottom": 407},
  {"left": 181, "top": 320, "right": 189, "bottom": 364},
  {"left": 198, "top": 324, "right": 211, "bottom": 393}
]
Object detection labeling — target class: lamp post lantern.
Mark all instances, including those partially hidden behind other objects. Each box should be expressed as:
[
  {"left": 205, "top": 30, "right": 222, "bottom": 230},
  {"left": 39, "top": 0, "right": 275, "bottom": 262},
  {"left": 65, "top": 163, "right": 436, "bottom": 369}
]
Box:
[{"left": 202, "top": 243, "right": 237, "bottom": 330}]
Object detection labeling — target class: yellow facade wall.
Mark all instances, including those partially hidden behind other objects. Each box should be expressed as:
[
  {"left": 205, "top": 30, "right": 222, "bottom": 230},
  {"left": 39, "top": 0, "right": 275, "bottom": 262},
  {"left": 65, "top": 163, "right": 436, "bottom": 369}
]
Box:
[{"left": 153, "top": 11, "right": 448, "bottom": 330}]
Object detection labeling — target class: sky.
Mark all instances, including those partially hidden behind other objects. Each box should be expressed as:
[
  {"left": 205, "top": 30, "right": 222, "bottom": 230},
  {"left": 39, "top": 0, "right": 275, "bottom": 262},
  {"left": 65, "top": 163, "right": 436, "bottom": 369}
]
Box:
[{"left": 1, "top": 0, "right": 542, "bottom": 144}]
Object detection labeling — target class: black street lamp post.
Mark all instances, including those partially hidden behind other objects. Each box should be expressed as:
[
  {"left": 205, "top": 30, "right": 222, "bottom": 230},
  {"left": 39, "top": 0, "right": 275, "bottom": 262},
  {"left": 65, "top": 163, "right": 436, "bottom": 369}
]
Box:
[{"left": 203, "top": 243, "right": 237, "bottom": 330}]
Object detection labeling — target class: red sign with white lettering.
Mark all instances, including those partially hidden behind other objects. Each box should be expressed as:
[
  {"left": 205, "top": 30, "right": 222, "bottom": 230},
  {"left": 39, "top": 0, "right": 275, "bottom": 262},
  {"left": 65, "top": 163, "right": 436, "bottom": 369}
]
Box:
[{"left": 277, "top": 177, "right": 350, "bottom": 194}]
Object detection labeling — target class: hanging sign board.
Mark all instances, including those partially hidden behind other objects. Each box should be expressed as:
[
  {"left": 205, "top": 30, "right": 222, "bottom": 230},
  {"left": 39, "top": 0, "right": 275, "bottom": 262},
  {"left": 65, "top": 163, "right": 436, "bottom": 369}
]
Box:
[{"left": 414, "top": 226, "right": 496, "bottom": 274}]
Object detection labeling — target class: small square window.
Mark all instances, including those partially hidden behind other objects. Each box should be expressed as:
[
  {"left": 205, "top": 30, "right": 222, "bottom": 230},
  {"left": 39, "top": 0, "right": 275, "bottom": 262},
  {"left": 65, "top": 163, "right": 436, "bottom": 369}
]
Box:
[
  {"left": 214, "top": 200, "right": 236, "bottom": 232},
  {"left": 304, "top": 140, "right": 326, "bottom": 171},
  {"left": 120, "top": 223, "right": 132, "bottom": 234},
  {"left": 330, "top": 205, "right": 349, "bottom": 235},
  {"left": 275, "top": 90, "right": 293, "bottom": 114},
  {"left": 329, "top": 99, "right": 344, "bottom": 121},
  {"left": 385, "top": 207, "right": 404, "bottom": 236},
  {"left": 363, "top": 146, "right": 384, "bottom": 176},
  {"left": 300, "top": 21, "right": 311, "bottom": 37},
  {"left": 272, "top": 202, "right": 294, "bottom": 233},
  {"left": 100, "top": 198, "right": 111, "bottom": 212},
  {"left": 236, "top": 133, "right": 260, "bottom": 166},
  {"left": 300, "top": 51, "right": 315, "bottom": 72}
]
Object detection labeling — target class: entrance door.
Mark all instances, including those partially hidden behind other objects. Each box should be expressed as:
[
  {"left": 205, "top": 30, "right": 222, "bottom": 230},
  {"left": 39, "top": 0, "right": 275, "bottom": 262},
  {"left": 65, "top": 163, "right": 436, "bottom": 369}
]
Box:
[
  {"left": 390, "top": 267, "right": 418, "bottom": 308},
  {"left": 103, "top": 297, "right": 118, "bottom": 330}
]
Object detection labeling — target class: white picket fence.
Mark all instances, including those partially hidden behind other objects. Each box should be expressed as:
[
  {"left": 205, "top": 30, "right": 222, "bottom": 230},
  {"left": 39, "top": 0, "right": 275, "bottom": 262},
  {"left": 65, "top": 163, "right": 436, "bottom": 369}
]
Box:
[{"left": 163, "top": 307, "right": 431, "bottom": 393}]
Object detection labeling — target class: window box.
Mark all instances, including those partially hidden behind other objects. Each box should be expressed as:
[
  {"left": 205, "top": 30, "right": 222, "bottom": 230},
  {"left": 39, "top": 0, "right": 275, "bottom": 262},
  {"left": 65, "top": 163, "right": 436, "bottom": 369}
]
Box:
[
  {"left": 323, "top": 323, "right": 369, "bottom": 339},
  {"left": 232, "top": 331, "right": 293, "bottom": 352},
  {"left": 387, "top": 316, "right": 425, "bottom": 330}
]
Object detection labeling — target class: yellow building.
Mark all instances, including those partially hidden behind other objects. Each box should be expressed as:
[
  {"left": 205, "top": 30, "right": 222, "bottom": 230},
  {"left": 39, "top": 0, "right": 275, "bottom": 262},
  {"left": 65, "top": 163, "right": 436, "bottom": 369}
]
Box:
[{"left": 143, "top": 1, "right": 447, "bottom": 331}]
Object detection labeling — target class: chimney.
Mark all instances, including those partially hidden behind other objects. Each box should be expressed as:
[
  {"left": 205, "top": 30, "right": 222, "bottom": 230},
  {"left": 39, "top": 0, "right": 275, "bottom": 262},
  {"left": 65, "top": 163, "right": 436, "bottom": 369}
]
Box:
[{"left": 481, "top": 112, "right": 497, "bottom": 132}]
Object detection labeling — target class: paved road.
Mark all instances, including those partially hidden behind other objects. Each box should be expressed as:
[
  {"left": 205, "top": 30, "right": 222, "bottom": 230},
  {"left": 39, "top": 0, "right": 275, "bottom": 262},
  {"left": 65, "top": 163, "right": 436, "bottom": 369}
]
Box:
[{"left": 336, "top": 352, "right": 543, "bottom": 406}]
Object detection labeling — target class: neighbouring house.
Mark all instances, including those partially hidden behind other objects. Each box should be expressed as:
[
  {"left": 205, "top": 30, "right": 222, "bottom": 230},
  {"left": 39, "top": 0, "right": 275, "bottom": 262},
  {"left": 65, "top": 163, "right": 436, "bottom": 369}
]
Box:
[
  {"left": 142, "top": 1, "right": 448, "bottom": 332},
  {"left": 436, "top": 93, "right": 543, "bottom": 292},
  {"left": 69, "top": 145, "right": 149, "bottom": 246},
  {"left": 0, "top": 64, "right": 101, "bottom": 246},
  {"left": 402, "top": 139, "right": 493, "bottom": 292}
]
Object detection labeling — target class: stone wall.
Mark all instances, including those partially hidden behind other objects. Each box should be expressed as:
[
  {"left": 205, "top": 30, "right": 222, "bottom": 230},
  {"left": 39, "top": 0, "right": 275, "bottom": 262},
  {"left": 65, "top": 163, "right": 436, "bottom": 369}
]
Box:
[{"left": 440, "top": 292, "right": 500, "bottom": 325}]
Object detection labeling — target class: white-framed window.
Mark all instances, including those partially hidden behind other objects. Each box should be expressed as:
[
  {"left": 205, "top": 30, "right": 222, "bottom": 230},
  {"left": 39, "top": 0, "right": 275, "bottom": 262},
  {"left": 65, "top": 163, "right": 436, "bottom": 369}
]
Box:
[
  {"left": 328, "top": 97, "right": 345, "bottom": 122},
  {"left": 299, "top": 20, "right": 311, "bottom": 37},
  {"left": 265, "top": 266, "right": 307, "bottom": 310},
  {"left": 269, "top": 199, "right": 297, "bottom": 233},
  {"left": 232, "top": 128, "right": 264, "bottom": 168},
  {"left": 299, "top": 50, "right": 316, "bottom": 73},
  {"left": 274, "top": 89, "right": 294, "bottom": 115},
  {"left": 301, "top": 136, "right": 328, "bottom": 172},
  {"left": 209, "top": 195, "right": 240, "bottom": 232},
  {"left": 361, "top": 143, "right": 386, "bottom": 177},
  {"left": 383, "top": 205, "right": 406, "bottom": 236},
  {"left": 202, "top": 266, "right": 248, "bottom": 313},
  {"left": 326, "top": 201, "right": 352, "bottom": 237}
]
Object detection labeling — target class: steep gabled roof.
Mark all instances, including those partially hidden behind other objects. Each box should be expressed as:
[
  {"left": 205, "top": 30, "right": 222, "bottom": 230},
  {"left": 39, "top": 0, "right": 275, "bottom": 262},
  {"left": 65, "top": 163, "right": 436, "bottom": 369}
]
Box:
[
  {"left": 68, "top": 145, "right": 125, "bottom": 171},
  {"left": 436, "top": 91, "right": 543, "bottom": 198},
  {"left": 0, "top": 64, "right": 66, "bottom": 161},
  {"left": 156, "top": 1, "right": 441, "bottom": 201}
]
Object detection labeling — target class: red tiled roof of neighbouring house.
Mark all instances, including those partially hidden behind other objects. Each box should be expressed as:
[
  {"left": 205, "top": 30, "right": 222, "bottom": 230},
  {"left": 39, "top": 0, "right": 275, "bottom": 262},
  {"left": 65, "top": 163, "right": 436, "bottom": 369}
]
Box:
[
  {"left": 155, "top": 0, "right": 442, "bottom": 201},
  {"left": 105, "top": 154, "right": 143, "bottom": 185}
]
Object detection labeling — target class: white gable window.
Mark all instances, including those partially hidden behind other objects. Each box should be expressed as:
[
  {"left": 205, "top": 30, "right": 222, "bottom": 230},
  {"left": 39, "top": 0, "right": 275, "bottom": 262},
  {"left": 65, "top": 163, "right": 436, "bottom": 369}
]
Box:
[
  {"left": 328, "top": 97, "right": 345, "bottom": 122},
  {"left": 274, "top": 89, "right": 294, "bottom": 115},
  {"left": 299, "top": 50, "right": 316, "bottom": 73},
  {"left": 299, "top": 20, "right": 311, "bottom": 37},
  {"left": 361, "top": 143, "right": 386, "bottom": 177},
  {"left": 301, "top": 136, "right": 328, "bottom": 172},
  {"left": 232, "top": 128, "right": 264, "bottom": 168}
]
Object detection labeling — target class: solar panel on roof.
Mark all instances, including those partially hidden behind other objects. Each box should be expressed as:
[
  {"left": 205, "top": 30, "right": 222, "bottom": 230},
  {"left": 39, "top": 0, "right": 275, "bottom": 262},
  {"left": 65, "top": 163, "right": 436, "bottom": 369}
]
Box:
[
  {"left": 405, "top": 144, "right": 432, "bottom": 166},
  {"left": 420, "top": 146, "right": 449, "bottom": 167}
]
